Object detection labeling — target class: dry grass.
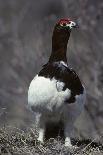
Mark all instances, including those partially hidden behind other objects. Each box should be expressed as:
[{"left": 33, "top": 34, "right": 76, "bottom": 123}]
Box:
[{"left": 0, "top": 126, "right": 102, "bottom": 155}]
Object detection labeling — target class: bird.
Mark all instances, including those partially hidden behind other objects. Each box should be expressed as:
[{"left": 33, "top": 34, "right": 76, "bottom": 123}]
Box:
[{"left": 28, "top": 18, "right": 86, "bottom": 148}]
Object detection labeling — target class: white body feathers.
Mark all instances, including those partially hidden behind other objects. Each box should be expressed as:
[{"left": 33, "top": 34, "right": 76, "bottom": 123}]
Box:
[{"left": 28, "top": 75, "right": 71, "bottom": 115}]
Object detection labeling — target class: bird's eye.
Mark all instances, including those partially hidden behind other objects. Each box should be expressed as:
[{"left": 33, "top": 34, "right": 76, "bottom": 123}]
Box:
[
  {"left": 63, "top": 23, "right": 66, "bottom": 26},
  {"left": 60, "top": 21, "right": 71, "bottom": 27},
  {"left": 60, "top": 23, "right": 67, "bottom": 27}
]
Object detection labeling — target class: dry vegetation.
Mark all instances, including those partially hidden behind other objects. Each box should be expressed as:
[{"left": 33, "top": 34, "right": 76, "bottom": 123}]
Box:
[{"left": 0, "top": 126, "right": 103, "bottom": 155}]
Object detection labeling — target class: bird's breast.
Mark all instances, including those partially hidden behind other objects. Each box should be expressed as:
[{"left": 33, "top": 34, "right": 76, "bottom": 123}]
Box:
[{"left": 28, "top": 75, "right": 71, "bottom": 113}]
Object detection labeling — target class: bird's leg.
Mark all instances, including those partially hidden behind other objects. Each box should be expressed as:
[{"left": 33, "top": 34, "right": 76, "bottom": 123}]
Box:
[
  {"left": 37, "top": 115, "right": 45, "bottom": 144},
  {"left": 38, "top": 126, "right": 45, "bottom": 143},
  {"left": 64, "top": 122, "right": 73, "bottom": 147}
]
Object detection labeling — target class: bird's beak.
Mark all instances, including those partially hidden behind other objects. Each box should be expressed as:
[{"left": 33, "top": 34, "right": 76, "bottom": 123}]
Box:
[{"left": 74, "top": 22, "right": 79, "bottom": 28}]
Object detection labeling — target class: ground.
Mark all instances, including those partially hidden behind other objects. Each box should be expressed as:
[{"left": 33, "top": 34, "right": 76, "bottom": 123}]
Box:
[{"left": 0, "top": 126, "right": 102, "bottom": 155}]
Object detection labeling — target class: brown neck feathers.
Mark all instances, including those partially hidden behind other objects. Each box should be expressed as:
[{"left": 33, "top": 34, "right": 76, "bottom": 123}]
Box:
[{"left": 49, "top": 26, "right": 70, "bottom": 63}]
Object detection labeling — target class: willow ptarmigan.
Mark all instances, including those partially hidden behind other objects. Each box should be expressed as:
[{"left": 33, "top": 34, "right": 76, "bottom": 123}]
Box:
[{"left": 28, "top": 18, "right": 86, "bottom": 147}]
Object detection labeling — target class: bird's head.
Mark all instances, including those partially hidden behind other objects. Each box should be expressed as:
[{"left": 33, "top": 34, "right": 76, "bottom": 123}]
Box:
[
  {"left": 52, "top": 18, "right": 78, "bottom": 45},
  {"left": 55, "top": 18, "right": 78, "bottom": 32}
]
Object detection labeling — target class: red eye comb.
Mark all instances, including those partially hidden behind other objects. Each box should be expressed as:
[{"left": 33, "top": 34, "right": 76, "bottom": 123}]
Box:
[{"left": 57, "top": 18, "right": 71, "bottom": 25}]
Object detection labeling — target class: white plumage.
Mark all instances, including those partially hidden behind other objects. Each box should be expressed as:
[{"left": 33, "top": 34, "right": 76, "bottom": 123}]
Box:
[{"left": 28, "top": 75, "right": 71, "bottom": 113}]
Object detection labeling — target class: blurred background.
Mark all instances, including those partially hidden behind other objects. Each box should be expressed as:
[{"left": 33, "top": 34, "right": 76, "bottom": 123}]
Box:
[{"left": 0, "top": 0, "right": 103, "bottom": 141}]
